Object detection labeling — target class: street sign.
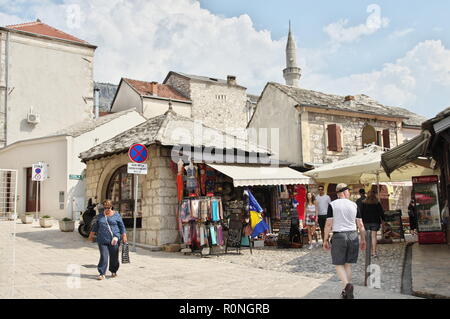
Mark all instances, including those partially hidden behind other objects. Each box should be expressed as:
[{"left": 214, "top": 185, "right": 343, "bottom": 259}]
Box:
[
  {"left": 32, "top": 162, "right": 48, "bottom": 181},
  {"left": 128, "top": 144, "right": 148, "bottom": 163},
  {"left": 127, "top": 163, "right": 148, "bottom": 175},
  {"left": 69, "top": 174, "right": 83, "bottom": 180}
]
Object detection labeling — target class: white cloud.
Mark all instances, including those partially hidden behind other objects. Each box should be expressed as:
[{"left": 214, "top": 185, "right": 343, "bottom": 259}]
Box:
[
  {"left": 0, "top": 0, "right": 288, "bottom": 93},
  {"left": 302, "top": 40, "right": 450, "bottom": 117},
  {"left": 324, "top": 4, "right": 389, "bottom": 45},
  {"left": 389, "top": 28, "right": 415, "bottom": 39}
]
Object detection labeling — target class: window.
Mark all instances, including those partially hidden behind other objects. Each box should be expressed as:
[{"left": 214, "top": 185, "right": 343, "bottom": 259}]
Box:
[
  {"left": 327, "top": 124, "right": 343, "bottom": 152},
  {"left": 376, "top": 131, "right": 382, "bottom": 147},
  {"left": 362, "top": 125, "right": 377, "bottom": 147},
  {"left": 383, "top": 129, "right": 391, "bottom": 149},
  {"left": 215, "top": 94, "right": 227, "bottom": 101},
  {"left": 106, "top": 165, "right": 142, "bottom": 228}
]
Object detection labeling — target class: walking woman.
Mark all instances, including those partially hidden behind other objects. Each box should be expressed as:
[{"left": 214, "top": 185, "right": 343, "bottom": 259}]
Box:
[
  {"left": 304, "top": 192, "right": 318, "bottom": 250},
  {"left": 89, "top": 199, "right": 127, "bottom": 280},
  {"left": 360, "top": 191, "right": 384, "bottom": 258}
]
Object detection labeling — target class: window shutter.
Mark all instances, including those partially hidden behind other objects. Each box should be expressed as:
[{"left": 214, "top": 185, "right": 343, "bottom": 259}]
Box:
[
  {"left": 327, "top": 124, "right": 342, "bottom": 152},
  {"left": 327, "top": 124, "right": 337, "bottom": 151},
  {"left": 336, "top": 125, "right": 343, "bottom": 152},
  {"left": 383, "top": 129, "right": 391, "bottom": 149}
]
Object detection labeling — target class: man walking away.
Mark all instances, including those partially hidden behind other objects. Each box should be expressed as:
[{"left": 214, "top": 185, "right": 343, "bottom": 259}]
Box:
[
  {"left": 316, "top": 185, "right": 331, "bottom": 243},
  {"left": 323, "top": 184, "right": 366, "bottom": 299}
]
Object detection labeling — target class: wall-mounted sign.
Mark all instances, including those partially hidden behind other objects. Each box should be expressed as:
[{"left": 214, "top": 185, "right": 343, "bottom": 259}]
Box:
[
  {"left": 32, "top": 162, "right": 48, "bottom": 181},
  {"left": 69, "top": 174, "right": 83, "bottom": 180}
]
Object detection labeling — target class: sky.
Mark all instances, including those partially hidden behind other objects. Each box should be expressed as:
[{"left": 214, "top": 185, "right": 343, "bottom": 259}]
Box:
[{"left": 1, "top": 0, "right": 449, "bottom": 118}]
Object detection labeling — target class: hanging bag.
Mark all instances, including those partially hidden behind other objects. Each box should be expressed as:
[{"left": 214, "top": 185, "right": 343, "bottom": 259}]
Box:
[{"left": 121, "top": 242, "right": 130, "bottom": 264}]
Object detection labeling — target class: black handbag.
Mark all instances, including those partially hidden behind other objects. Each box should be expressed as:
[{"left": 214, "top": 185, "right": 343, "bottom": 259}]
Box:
[{"left": 121, "top": 243, "right": 130, "bottom": 264}]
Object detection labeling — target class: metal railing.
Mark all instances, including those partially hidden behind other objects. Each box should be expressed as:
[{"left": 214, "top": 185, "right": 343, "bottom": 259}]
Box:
[{"left": 0, "top": 169, "right": 18, "bottom": 221}]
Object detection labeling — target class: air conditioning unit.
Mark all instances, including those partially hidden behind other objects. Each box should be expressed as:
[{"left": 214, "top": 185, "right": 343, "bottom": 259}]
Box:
[{"left": 27, "top": 113, "right": 40, "bottom": 124}]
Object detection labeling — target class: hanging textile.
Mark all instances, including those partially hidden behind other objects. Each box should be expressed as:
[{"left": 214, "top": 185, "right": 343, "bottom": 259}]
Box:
[
  {"left": 210, "top": 226, "right": 217, "bottom": 245},
  {"left": 200, "top": 199, "right": 209, "bottom": 222},
  {"left": 295, "top": 185, "right": 306, "bottom": 221},
  {"left": 211, "top": 199, "right": 220, "bottom": 222},
  {"left": 180, "top": 199, "right": 191, "bottom": 223},
  {"left": 191, "top": 199, "right": 200, "bottom": 219}
]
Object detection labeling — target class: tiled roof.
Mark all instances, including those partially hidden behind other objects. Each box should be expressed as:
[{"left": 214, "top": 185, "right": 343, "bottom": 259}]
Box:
[
  {"left": 53, "top": 109, "right": 140, "bottom": 137},
  {"left": 123, "top": 78, "right": 190, "bottom": 102},
  {"left": 164, "top": 71, "right": 247, "bottom": 90},
  {"left": 5, "top": 21, "right": 91, "bottom": 45},
  {"left": 80, "top": 110, "right": 271, "bottom": 162},
  {"left": 269, "top": 82, "right": 427, "bottom": 127}
]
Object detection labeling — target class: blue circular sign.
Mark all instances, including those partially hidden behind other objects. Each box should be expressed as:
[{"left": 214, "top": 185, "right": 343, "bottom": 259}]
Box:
[
  {"left": 35, "top": 168, "right": 41, "bottom": 174},
  {"left": 128, "top": 144, "right": 148, "bottom": 163}
]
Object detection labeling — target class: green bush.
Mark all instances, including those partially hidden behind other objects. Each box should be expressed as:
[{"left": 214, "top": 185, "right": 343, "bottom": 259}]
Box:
[
  {"left": 62, "top": 218, "right": 72, "bottom": 222},
  {"left": 41, "top": 215, "right": 51, "bottom": 219}
]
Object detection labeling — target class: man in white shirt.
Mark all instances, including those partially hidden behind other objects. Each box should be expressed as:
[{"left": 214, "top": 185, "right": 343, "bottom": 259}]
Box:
[
  {"left": 316, "top": 185, "right": 331, "bottom": 242},
  {"left": 323, "top": 183, "right": 366, "bottom": 299}
]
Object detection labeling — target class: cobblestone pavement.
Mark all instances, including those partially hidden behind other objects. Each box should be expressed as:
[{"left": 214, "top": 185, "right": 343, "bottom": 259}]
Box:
[
  {"left": 208, "top": 241, "right": 407, "bottom": 294},
  {"left": 0, "top": 221, "right": 417, "bottom": 299}
]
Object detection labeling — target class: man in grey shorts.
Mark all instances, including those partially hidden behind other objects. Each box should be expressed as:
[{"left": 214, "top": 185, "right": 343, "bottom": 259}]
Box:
[{"left": 323, "top": 183, "right": 366, "bottom": 299}]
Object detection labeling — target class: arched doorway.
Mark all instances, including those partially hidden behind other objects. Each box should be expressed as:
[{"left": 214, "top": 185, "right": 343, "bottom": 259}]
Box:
[
  {"left": 362, "top": 125, "right": 377, "bottom": 147},
  {"left": 106, "top": 165, "right": 142, "bottom": 228}
]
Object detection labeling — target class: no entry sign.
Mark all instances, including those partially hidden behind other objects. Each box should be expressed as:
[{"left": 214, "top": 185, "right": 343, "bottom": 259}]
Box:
[{"left": 128, "top": 144, "right": 148, "bottom": 163}]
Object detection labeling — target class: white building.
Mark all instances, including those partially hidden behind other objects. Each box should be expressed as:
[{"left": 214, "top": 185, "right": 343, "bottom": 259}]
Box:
[
  {"left": 111, "top": 78, "right": 192, "bottom": 119},
  {"left": 0, "top": 110, "right": 146, "bottom": 220},
  {"left": 0, "top": 20, "right": 97, "bottom": 147}
]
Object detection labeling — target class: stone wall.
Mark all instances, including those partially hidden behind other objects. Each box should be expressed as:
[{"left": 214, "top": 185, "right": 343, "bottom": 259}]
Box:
[
  {"left": 305, "top": 111, "right": 401, "bottom": 164},
  {"left": 164, "top": 74, "right": 190, "bottom": 99},
  {"left": 85, "top": 145, "right": 179, "bottom": 246}
]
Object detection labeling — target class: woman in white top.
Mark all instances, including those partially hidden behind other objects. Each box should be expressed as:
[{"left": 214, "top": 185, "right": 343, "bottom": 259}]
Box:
[{"left": 304, "top": 192, "right": 318, "bottom": 250}]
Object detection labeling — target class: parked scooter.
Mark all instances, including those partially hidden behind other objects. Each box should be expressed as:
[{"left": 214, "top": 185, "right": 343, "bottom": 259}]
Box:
[{"left": 78, "top": 198, "right": 98, "bottom": 238}]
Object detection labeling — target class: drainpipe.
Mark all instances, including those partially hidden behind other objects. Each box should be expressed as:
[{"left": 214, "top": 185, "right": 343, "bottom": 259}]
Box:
[
  {"left": 3, "top": 31, "right": 10, "bottom": 145},
  {"left": 94, "top": 86, "right": 100, "bottom": 119}
]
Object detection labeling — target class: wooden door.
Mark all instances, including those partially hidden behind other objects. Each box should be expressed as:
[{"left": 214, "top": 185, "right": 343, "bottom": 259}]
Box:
[{"left": 26, "top": 167, "right": 40, "bottom": 212}]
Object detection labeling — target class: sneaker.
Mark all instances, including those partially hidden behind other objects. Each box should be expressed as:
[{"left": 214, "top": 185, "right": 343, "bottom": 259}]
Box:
[
  {"left": 344, "top": 283, "right": 354, "bottom": 299},
  {"left": 97, "top": 275, "right": 105, "bottom": 281},
  {"left": 308, "top": 244, "right": 313, "bottom": 250},
  {"left": 111, "top": 273, "right": 118, "bottom": 278}
]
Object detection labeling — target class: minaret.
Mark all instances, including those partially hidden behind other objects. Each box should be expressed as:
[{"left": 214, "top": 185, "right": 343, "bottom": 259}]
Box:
[{"left": 283, "top": 21, "right": 301, "bottom": 87}]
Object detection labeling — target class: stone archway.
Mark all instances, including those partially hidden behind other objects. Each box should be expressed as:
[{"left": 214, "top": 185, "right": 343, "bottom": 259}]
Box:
[{"left": 362, "top": 124, "right": 377, "bottom": 147}]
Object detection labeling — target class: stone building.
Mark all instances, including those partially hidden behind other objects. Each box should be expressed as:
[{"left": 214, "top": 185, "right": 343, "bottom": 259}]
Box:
[
  {"left": 163, "top": 72, "right": 250, "bottom": 133},
  {"left": 248, "top": 25, "right": 426, "bottom": 169},
  {"left": 79, "top": 110, "right": 273, "bottom": 246},
  {"left": 0, "top": 20, "right": 97, "bottom": 147}
]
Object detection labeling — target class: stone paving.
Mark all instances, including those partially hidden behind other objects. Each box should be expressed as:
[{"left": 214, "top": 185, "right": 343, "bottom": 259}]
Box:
[
  {"left": 0, "top": 221, "right": 418, "bottom": 299},
  {"left": 212, "top": 241, "right": 406, "bottom": 294}
]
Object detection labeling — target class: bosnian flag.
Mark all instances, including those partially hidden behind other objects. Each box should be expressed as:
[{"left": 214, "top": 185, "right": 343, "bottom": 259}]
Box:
[{"left": 244, "top": 190, "right": 270, "bottom": 238}]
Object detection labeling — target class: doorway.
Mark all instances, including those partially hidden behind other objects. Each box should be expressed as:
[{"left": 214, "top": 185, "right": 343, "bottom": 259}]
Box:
[{"left": 26, "top": 167, "right": 40, "bottom": 212}]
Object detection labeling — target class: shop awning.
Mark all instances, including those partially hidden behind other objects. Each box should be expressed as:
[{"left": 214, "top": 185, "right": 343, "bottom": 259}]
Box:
[
  {"left": 381, "top": 131, "right": 431, "bottom": 177},
  {"left": 207, "top": 164, "right": 313, "bottom": 187}
]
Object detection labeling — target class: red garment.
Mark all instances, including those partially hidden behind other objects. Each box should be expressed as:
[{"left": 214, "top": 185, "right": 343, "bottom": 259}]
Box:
[
  {"left": 295, "top": 185, "right": 306, "bottom": 220},
  {"left": 177, "top": 174, "right": 184, "bottom": 202}
]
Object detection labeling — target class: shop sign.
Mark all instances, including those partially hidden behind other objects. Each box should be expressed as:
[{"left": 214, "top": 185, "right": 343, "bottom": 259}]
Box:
[
  {"left": 69, "top": 174, "right": 83, "bottom": 180},
  {"left": 127, "top": 163, "right": 148, "bottom": 175}
]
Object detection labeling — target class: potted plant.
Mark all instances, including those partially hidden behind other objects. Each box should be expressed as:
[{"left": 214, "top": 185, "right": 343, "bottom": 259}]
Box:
[
  {"left": 59, "top": 217, "right": 75, "bottom": 232},
  {"left": 39, "top": 215, "right": 54, "bottom": 228},
  {"left": 21, "top": 213, "right": 34, "bottom": 224}
]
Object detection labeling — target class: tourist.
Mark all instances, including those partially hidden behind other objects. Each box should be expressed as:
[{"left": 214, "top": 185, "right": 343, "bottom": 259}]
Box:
[
  {"left": 323, "top": 183, "right": 366, "bottom": 299},
  {"left": 408, "top": 199, "right": 418, "bottom": 236},
  {"left": 361, "top": 191, "right": 385, "bottom": 258},
  {"left": 89, "top": 199, "right": 127, "bottom": 280},
  {"left": 355, "top": 188, "right": 366, "bottom": 212},
  {"left": 316, "top": 185, "right": 331, "bottom": 243},
  {"left": 304, "top": 192, "right": 317, "bottom": 250}
]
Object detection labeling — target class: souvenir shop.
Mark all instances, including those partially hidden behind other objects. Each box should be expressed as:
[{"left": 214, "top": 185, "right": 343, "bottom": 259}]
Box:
[{"left": 175, "top": 160, "right": 313, "bottom": 252}]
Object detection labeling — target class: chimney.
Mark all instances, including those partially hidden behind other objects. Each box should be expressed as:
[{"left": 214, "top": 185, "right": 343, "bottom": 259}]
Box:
[
  {"left": 344, "top": 95, "right": 355, "bottom": 108},
  {"left": 150, "top": 81, "right": 158, "bottom": 96},
  {"left": 227, "top": 75, "right": 236, "bottom": 86},
  {"left": 94, "top": 87, "right": 100, "bottom": 119}
]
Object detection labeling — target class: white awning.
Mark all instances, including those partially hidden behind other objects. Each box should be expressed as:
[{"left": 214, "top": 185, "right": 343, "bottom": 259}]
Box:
[{"left": 207, "top": 164, "right": 313, "bottom": 187}]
